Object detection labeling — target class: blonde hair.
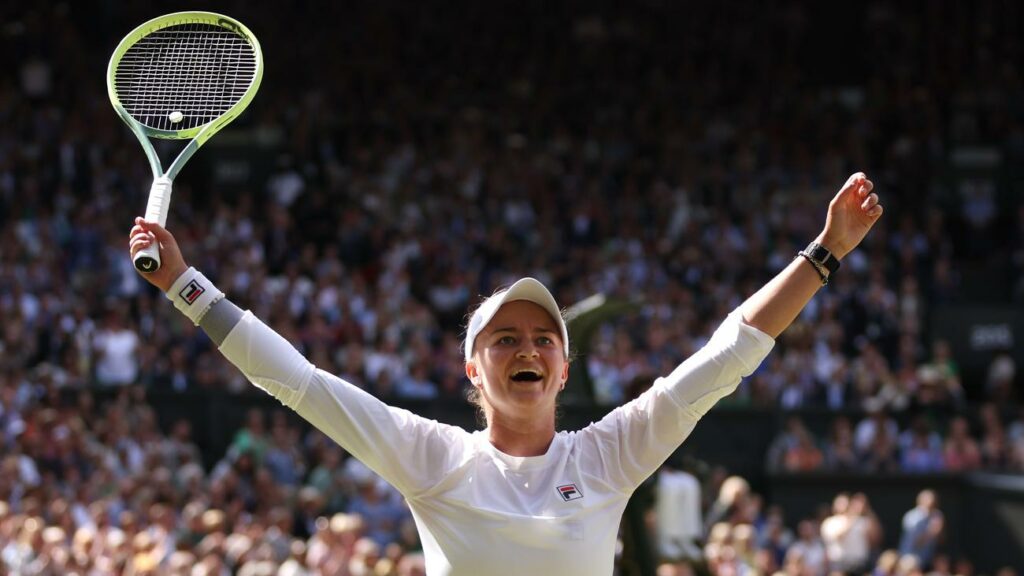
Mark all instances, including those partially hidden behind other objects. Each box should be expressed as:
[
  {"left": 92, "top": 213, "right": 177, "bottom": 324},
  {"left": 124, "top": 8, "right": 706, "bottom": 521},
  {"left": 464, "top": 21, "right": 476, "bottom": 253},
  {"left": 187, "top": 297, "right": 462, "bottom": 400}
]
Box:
[
  {"left": 466, "top": 385, "right": 487, "bottom": 427},
  {"left": 717, "top": 476, "right": 750, "bottom": 506}
]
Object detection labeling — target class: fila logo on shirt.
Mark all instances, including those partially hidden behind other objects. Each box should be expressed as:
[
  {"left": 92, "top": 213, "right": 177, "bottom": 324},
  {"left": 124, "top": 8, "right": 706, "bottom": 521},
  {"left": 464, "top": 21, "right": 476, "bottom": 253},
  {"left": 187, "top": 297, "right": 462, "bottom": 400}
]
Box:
[
  {"left": 179, "top": 280, "right": 206, "bottom": 305},
  {"left": 556, "top": 483, "right": 583, "bottom": 502}
]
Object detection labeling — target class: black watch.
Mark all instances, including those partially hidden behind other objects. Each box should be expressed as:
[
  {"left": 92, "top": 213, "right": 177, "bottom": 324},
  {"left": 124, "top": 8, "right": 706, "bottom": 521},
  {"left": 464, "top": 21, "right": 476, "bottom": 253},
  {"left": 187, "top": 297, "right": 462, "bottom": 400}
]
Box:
[{"left": 803, "top": 242, "right": 841, "bottom": 274}]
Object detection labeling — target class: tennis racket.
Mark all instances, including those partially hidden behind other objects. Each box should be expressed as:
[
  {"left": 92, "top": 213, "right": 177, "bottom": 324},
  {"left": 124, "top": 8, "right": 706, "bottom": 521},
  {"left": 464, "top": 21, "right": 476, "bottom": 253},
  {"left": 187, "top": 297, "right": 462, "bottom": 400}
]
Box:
[{"left": 108, "top": 11, "right": 263, "bottom": 272}]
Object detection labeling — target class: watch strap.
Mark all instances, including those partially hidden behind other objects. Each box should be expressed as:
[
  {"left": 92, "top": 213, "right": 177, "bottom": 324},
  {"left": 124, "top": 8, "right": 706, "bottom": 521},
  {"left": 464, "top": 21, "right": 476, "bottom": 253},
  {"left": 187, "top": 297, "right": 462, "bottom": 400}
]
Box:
[{"left": 804, "top": 242, "right": 840, "bottom": 274}]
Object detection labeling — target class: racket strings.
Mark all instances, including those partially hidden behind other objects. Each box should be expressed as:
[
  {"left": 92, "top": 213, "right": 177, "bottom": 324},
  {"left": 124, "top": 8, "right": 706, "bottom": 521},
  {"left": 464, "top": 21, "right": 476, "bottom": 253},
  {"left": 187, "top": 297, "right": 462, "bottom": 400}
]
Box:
[{"left": 114, "top": 23, "right": 258, "bottom": 132}]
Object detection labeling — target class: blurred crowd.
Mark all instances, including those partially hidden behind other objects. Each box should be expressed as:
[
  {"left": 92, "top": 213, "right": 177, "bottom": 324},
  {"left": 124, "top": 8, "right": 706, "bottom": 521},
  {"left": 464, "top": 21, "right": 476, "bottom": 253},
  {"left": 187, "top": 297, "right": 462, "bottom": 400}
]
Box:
[
  {"left": 4, "top": 383, "right": 1020, "bottom": 576},
  {"left": 765, "top": 403, "right": 1024, "bottom": 475},
  {"left": 1, "top": 385, "right": 425, "bottom": 575},
  {"left": 2, "top": 2, "right": 1022, "bottom": 409},
  {"left": 2, "top": 0, "right": 1024, "bottom": 574},
  {"left": 653, "top": 472, "right": 1019, "bottom": 576}
]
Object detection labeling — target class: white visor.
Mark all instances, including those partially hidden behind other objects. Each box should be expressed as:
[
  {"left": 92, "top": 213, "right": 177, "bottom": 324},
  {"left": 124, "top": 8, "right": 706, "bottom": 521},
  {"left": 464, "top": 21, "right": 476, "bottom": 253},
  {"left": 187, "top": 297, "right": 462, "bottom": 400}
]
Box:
[{"left": 464, "top": 277, "right": 569, "bottom": 361}]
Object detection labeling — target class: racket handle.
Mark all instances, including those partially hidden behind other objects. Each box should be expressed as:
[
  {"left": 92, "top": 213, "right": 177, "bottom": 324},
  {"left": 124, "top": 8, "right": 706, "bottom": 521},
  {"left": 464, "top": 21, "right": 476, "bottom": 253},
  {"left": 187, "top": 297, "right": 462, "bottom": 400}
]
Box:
[{"left": 134, "top": 176, "right": 173, "bottom": 273}]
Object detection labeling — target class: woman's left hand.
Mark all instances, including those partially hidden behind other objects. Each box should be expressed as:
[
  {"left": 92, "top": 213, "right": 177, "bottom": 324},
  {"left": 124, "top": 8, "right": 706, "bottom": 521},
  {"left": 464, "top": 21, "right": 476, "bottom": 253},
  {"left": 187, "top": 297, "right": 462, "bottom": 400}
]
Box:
[{"left": 816, "top": 172, "right": 883, "bottom": 259}]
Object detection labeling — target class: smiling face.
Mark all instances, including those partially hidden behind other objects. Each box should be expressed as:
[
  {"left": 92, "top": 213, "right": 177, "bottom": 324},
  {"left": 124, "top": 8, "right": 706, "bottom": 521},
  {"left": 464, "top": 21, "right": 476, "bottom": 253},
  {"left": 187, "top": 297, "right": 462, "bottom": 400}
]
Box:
[{"left": 465, "top": 300, "right": 569, "bottom": 425}]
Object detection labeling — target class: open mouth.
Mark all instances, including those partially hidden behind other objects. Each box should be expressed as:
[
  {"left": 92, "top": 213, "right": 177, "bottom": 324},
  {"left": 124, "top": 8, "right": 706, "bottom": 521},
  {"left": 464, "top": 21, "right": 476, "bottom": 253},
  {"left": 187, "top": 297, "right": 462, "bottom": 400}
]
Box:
[{"left": 510, "top": 369, "right": 544, "bottom": 383}]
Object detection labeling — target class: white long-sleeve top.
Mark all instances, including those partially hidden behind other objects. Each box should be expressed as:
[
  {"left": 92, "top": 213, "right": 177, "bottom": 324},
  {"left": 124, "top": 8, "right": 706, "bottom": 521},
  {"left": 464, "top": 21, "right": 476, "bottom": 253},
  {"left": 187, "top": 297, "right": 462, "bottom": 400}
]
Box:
[{"left": 217, "top": 307, "right": 774, "bottom": 576}]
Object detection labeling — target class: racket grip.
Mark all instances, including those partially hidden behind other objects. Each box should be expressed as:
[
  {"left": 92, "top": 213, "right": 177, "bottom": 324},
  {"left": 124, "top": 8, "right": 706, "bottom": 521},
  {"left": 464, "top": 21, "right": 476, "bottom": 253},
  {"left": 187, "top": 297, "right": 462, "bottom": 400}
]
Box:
[{"left": 134, "top": 176, "right": 173, "bottom": 273}]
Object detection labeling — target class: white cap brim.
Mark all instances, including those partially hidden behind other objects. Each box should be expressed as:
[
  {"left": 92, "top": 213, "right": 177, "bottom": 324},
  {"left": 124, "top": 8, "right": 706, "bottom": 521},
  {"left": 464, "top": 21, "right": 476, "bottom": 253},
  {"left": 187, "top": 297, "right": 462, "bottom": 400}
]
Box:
[{"left": 464, "top": 277, "right": 569, "bottom": 360}]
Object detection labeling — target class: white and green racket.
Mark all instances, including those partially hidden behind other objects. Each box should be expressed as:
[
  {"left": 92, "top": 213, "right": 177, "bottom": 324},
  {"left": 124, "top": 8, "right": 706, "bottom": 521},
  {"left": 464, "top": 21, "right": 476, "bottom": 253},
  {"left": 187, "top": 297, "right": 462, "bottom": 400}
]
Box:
[{"left": 108, "top": 11, "right": 263, "bottom": 272}]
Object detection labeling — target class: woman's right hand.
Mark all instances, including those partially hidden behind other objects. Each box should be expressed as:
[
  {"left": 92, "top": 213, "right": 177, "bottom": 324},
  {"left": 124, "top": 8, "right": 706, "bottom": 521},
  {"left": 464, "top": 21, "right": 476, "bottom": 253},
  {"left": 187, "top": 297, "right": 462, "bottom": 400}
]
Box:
[{"left": 129, "top": 217, "right": 189, "bottom": 293}]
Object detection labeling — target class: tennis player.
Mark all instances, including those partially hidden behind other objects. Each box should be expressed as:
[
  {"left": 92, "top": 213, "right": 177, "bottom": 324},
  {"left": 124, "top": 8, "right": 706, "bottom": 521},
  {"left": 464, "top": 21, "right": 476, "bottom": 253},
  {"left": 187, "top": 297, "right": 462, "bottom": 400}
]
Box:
[{"left": 129, "top": 173, "right": 881, "bottom": 575}]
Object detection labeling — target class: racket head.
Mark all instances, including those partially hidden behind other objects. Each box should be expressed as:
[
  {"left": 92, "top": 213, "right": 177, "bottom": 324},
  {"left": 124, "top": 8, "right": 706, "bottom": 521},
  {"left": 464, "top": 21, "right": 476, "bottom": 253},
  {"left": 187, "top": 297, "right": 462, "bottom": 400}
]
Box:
[{"left": 107, "top": 12, "right": 263, "bottom": 142}]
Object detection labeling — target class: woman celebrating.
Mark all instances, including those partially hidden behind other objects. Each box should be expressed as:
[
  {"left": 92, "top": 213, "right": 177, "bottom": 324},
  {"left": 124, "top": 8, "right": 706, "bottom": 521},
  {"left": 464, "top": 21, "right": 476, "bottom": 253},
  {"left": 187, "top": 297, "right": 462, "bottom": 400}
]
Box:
[{"left": 129, "top": 173, "right": 881, "bottom": 575}]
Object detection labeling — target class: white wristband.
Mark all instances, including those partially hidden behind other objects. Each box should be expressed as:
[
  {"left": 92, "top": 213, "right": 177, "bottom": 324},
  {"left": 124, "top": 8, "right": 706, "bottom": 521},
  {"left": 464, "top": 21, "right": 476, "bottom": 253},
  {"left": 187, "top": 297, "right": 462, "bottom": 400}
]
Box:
[{"left": 166, "top": 267, "right": 225, "bottom": 326}]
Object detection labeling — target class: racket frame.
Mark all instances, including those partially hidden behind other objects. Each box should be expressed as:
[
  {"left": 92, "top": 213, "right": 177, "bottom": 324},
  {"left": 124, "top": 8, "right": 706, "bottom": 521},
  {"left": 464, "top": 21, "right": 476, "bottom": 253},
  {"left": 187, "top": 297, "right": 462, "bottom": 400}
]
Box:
[{"left": 107, "top": 11, "right": 263, "bottom": 271}]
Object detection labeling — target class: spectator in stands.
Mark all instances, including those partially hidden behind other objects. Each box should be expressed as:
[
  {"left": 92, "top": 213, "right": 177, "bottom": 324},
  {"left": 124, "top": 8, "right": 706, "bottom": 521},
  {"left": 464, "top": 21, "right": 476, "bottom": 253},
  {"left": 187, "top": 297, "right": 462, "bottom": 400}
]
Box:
[
  {"left": 654, "top": 462, "right": 703, "bottom": 561},
  {"left": 766, "top": 416, "right": 810, "bottom": 473},
  {"left": 943, "top": 416, "right": 982, "bottom": 472},
  {"left": 862, "top": 422, "right": 901, "bottom": 473},
  {"left": 394, "top": 363, "right": 440, "bottom": 400},
  {"left": 899, "top": 416, "right": 945, "bottom": 473},
  {"left": 154, "top": 344, "right": 192, "bottom": 392},
  {"left": 811, "top": 327, "right": 847, "bottom": 398},
  {"left": 872, "top": 548, "right": 900, "bottom": 576},
  {"left": 778, "top": 330, "right": 818, "bottom": 410},
  {"left": 704, "top": 476, "right": 750, "bottom": 536},
  {"left": 92, "top": 307, "right": 139, "bottom": 388},
  {"left": 783, "top": 425, "right": 825, "bottom": 473},
  {"left": 823, "top": 416, "right": 860, "bottom": 471},
  {"left": 855, "top": 401, "right": 900, "bottom": 456},
  {"left": 231, "top": 408, "right": 269, "bottom": 465},
  {"left": 898, "top": 489, "right": 944, "bottom": 570},
  {"left": 397, "top": 552, "right": 428, "bottom": 576},
  {"left": 277, "top": 539, "right": 311, "bottom": 576},
  {"left": 892, "top": 334, "right": 923, "bottom": 410},
  {"left": 915, "top": 340, "right": 964, "bottom": 407},
  {"left": 850, "top": 341, "right": 896, "bottom": 410},
  {"left": 345, "top": 461, "right": 410, "bottom": 549},
  {"left": 784, "top": 518, "right": 827, "bottom": 576},
  {"left": 1007, "top": 408, "right": 1024, "bottom": 471},
  {"left": 821, "top": 492, "right": 881, "bottom": 574},
  {"left": 730, "top": 523, "right": 759, "bottom": 572},
  {"left": 926, "top": 554, "right": 954, "bottom": 576},
  {"left": 348, "top": 536, "right": 383, "bottom": 576},
  {"left": 755, "top": 506, "right": 793, "bottom": 569},
  {"left": 307, "top": 445, "right": 349, "bottom": 513},
  {"left": 264, "top": 417, "right": 306, "bottom": 488},
  {"left": 979, "top": 403, "right": 1012, "bottom": 470},
  {"left": 704, "top": 522, "right": 740, "bottom": 576},
  {"left": 986, "top": 352, "right": 1017, "bottom": 404},
  {"left": 814, "top": 358, "right": 854, "bottom": 410}
]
